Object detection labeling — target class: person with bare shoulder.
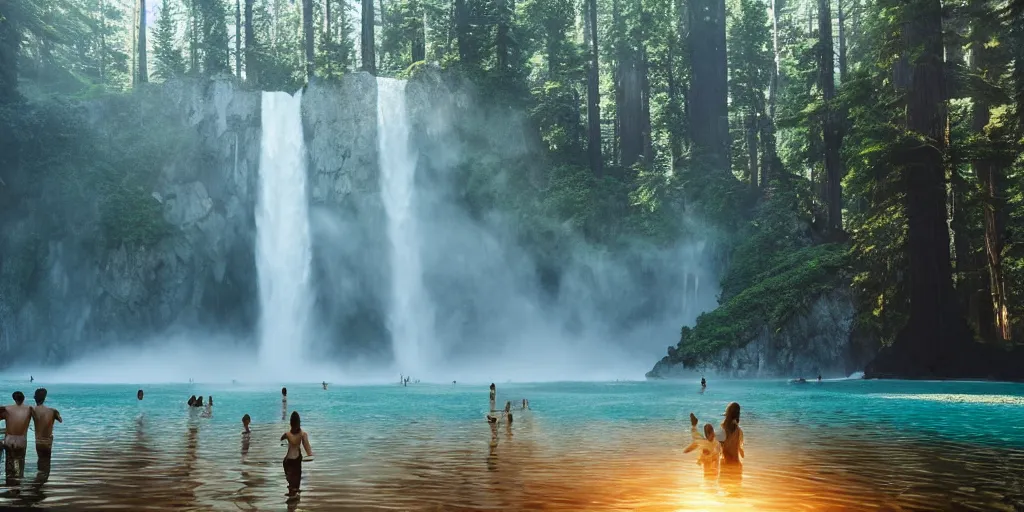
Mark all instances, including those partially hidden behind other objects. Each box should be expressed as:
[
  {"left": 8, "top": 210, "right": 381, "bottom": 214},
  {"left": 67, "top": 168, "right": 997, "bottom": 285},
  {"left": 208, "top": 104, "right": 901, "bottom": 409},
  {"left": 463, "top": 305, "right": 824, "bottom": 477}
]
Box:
[
  {"left": 30, "top": 388, "right": 62, "bottom": 474},
  {"left": 280, "top": 411, "right": 313, "bottom": 496},
  {"left": 2, "top": 391, "right": 32, "bottom": 482}
]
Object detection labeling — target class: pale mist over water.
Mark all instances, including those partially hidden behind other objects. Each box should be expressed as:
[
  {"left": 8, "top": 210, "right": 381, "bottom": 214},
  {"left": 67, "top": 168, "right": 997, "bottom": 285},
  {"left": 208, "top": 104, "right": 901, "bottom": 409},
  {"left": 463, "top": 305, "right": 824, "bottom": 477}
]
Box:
[{"left": 3, "top": 76, "right": 721, "bottom": 385}]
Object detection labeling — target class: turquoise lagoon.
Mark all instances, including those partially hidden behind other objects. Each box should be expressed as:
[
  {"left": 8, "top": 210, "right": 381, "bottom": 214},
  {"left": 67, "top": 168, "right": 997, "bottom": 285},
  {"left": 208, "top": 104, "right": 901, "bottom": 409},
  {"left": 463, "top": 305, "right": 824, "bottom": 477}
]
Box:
[{"left": 0, "top": 379, "right": 1023, "bottom": 511}]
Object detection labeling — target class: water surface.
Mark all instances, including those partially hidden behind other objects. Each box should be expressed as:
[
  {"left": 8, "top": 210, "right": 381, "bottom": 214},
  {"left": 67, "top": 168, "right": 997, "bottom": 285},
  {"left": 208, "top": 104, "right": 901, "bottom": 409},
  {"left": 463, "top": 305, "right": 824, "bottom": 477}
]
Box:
[{"left": 1, "top": 379, "right": 1023, "bottom": 511}]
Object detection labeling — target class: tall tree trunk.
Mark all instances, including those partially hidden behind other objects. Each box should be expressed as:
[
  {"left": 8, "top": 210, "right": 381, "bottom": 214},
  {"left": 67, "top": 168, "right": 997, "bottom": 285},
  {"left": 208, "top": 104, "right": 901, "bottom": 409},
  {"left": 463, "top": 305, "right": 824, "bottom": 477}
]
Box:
[
  {"left": 612, "top": 0, "right": 622, "bottom": 166},
  {"left": 324, "top": 0, "right": 331, "bottom": 75},
  {"left": 454, "top": 0, "right": 469, "bottom": 63},
  {"left": 138, "top": 0, "right": 148, "bottom": 84},
  {"left": 873, "top": 0, "right": 972, "bottom": 377},
  {"left": 132, "top": 0, "right": 138, "bottom": 85},
  {"left": 688, "top": 0, "right": 730, "bottom": 172},
  {"left": 640, "top": 47, "right": 653, "bottom": 166},
  {"left": 496, "top": 0, "right": 510, "bottom": 71},
  {"left": 819, "top": 0, "right": 842, "bottom": 232},
  {"left": 303, "top": 0, "right": 314, "bottom": 79},
  {"left": 837, "top": 0, "right": 847, "bottom": 82},
  {"left": 235, "top": 0, "right": 241, "bottom": 78},
  {"left": 746, "top": 112, "right": 758, "bottom": 189},
  {"left": 586, "top": 0, "right": 602, "bottom": 176},
  {"left": 618, "top": 54, "right": 644, "bottom": 168},
  {"left": 361, "top": 0, "right": 376, "bottom": 73},
  {"left": 412, "top": 9, "right": 425, "bottom": 63},
  {"left": 245, "top": 0, "right": 255, "bottom": 82},
  {"left": 970, "top": 11, "right": 1010, "bottom": 340}
]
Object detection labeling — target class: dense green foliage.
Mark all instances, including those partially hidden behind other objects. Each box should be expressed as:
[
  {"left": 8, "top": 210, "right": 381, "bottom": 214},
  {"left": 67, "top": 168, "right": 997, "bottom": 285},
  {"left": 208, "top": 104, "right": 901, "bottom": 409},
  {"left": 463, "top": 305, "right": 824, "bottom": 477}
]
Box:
[{"left": 1, "top": 0, "right": 1023, "bottom": 375}]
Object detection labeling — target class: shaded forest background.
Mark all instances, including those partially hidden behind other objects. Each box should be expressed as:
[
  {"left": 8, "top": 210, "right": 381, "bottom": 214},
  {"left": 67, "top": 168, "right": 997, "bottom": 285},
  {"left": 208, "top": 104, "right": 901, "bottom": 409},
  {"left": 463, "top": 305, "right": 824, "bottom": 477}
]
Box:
[{"left": 0, "top": 0, "right": 1023, "bottom": 377}]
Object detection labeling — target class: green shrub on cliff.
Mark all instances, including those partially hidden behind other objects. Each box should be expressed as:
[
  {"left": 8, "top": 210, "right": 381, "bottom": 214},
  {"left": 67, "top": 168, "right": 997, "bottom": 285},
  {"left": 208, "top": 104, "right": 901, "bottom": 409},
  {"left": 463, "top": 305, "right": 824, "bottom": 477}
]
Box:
[{"left": 651, "top": 174, "right": 850, "bottom": 373}]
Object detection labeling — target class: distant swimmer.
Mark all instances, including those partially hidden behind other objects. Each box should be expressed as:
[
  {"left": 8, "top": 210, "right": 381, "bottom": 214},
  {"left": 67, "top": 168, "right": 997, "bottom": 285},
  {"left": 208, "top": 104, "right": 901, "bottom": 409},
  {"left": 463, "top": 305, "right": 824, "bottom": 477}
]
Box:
[
  {"left": 489, "top": 383, "right": 496, "bottom": 412},
  {"left": 453, "top": 381, "right": 457, "bottom": 386},
  {"left": 817, "top": 374, "right": 822, "bottom": 382},
  {"left": 521, "top": 399, "right": 526, "bottom": 410},
  {"left": 241, "top": 414, "right": 252, "bottom": 457},
  {"left": 280, "top": 411, "right": 314, "bottom": 496},
  {"left": 137, "top": 389, "right": 144, "bottom": 401},
  {"left": 31, "top": 388, "right": 62, "bottom": 475},
  {"left": 29, "top": 376, "right": 33, "bottom": 383},
  {"left": 322, "top": 381, "right": 328, "bottom": 390},
  {"left": 281, "top": 388, "right": 288, "bottom": 420},
  {"left": 701, "top": 377, "right": 707, "bottom": 389},
  {"left": 2, "top": 391, "right": 31, "bottom": 483}
]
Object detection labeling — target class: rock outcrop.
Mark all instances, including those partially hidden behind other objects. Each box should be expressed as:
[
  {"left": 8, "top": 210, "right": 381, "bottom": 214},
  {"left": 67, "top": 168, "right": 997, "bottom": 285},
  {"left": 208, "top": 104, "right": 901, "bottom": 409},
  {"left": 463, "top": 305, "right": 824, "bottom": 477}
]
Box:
[
  {"left": 0, "top": 78, "right": 261, "bottom": 367},
  {"left": 648, "top": 288, "right": 875, "bottom": 379}
]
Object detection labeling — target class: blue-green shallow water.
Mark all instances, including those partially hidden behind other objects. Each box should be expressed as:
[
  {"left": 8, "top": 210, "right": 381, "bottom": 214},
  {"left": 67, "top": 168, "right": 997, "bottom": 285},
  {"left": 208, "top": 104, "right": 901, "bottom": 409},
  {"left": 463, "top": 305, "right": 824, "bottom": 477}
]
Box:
[{"left": 1, "top": 379, "right": 1023, "bottom": 511}]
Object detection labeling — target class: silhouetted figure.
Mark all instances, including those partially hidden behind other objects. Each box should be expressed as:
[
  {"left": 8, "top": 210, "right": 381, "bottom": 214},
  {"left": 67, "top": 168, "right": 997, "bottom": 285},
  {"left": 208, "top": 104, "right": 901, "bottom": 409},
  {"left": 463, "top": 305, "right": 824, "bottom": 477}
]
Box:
[
  {"left": 187, "top": 395, "right": 196, "bottom": 407},
  {"left": 817, "top": 374, "right": 822, "bottom": 382},
  {"left": 322, "top": 382, "right": 327, "bottom": 390},
  {"left": 2, "top": 391, "right": 31, "bottom": 484},
  {"left": 701, "top": 377, "right": 706, "bottom": 389},
  {"left": 30, "top": 389, "right": 61, "bottom": 475},
  {"left": 137, "top": 389, "right": 144, "bottom": 401},
  {"left": 241, "top": 414, "right": 251, "bottom": 458},
  {"left": 489, "top": 383, "right": 496, "bottom": 412},
  {"left": 29, "top": 376, "right": 33, "bottom": 383},
  {"left": 281, "top": 411, "right": 313, "bottom": 496}
]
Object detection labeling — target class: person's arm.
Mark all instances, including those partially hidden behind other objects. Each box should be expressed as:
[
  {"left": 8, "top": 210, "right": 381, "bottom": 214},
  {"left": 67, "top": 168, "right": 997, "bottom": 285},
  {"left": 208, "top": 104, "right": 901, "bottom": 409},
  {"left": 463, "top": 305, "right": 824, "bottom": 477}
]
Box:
[
  {"left": 683, "top": 441, "right": 700, "bottom": 454},
  {"left": 55, "top": 410, "right": 63, "bottom": 423},
  {"left": 738, "top": 429, "right": 745, "bottom": 458},
  {"left": 302, "top": 432, "right": 313, "bottom": 457},
  {"left": 280, "top": 433, "right": 288, "bottom": 442}
]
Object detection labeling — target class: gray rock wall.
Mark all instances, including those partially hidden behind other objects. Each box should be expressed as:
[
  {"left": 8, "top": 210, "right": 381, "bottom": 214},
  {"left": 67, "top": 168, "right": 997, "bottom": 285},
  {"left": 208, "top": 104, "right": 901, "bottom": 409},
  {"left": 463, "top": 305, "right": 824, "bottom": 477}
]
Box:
[
  {"left": 650, "top": 288, "right": 872, "bottom": 379},
  {"left": 0, "top": 78, "right": 261, "bottom": 366}
]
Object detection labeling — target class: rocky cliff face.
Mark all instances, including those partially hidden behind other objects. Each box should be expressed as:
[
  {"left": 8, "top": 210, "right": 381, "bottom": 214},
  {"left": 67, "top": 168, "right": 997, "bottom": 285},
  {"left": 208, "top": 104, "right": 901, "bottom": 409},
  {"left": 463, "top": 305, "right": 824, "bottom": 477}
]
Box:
[
  {"left": 649, "top": 288, "right": 874, "bottom": 379},
  {"left": 0, "top": 78, "right": 261, "bottom": 367}
]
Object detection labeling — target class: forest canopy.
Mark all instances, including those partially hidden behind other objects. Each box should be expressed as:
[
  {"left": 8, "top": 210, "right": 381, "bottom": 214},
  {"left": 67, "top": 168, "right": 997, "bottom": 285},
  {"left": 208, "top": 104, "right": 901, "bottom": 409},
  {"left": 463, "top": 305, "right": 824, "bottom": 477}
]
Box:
[{"left": 1, "top": 0, "right": 1023, "bottom": 378}]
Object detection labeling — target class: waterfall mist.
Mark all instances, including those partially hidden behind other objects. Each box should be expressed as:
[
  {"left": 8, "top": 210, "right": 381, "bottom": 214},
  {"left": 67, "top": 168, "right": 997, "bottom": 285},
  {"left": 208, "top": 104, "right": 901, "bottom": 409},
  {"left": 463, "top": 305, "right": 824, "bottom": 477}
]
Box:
[{"left": 310, "top": 74, "right": 722, "bottom": 383}]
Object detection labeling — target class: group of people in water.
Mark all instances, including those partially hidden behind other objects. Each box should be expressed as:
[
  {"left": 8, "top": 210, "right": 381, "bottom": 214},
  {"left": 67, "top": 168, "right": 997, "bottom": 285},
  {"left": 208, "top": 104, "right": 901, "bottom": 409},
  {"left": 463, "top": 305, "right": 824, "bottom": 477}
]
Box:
[
  {"left": 0, "top": 389, "right": 62, "bottom": 485},
  {"left": 2, "top": 378, "right": 743, "bottom": 501}
]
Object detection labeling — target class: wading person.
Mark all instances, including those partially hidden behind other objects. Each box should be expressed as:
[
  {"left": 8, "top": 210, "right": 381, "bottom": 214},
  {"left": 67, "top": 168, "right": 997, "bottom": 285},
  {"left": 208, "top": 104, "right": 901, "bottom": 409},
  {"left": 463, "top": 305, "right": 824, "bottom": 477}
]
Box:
[
  {"left": 280, "top": 411, "right": 313, "bottom": 496},
  {"left": 2, "top": 391, "right": 31, "bottom": 483},
  {"left": 30, "top": 388, "right": 62, "bottom": 475}
]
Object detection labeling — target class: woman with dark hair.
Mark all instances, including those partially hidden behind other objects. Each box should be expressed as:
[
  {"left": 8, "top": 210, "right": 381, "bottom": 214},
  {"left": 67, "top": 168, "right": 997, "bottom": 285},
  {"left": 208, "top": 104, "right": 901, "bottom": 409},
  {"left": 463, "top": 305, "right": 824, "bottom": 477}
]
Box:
[
  {"left": 280, "top": 411, "right": 313, "bottom": 495},
  {"left": 720, "top": 402, "right": 744, "bottom": 464}
]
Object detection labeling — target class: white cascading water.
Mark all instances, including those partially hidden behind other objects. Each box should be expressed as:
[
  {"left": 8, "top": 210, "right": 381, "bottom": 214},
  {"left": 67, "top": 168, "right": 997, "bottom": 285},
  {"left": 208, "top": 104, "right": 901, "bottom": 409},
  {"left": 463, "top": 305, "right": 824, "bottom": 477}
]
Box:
[
  {"left": 377, "top": 77, "right": 435, "bottom": 376},
  {"left": 256, "top": 91, "right": 314, "bottom": 376}
]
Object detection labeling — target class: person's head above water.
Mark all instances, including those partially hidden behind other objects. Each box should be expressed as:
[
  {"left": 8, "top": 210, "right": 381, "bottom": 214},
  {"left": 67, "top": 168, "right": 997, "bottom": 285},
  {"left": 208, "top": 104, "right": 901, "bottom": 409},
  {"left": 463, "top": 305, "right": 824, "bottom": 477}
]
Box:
[
  {"left": 722, "top": 402, "right": 741, "bottom": 435},
  {"left": 196, "top": 396, "right": 204, "bottom": 406},
  {"left": 137, "top": 389, "right": 144, "bottom": 401},
  {"left": 490, "top": 383, "right": 495, "bottom": 391},
  {"left": 242, "top": 414, "right": 251, "bottom": 429},
  {"left": 33, "top": 388, "right": 47, "bottom": 405},
  {"left": 290, "top": 411, "right": 301, "bottom": 433},
  {"left": 703, "top": 423, "right": 716, "bottom": 441},
  {"left": 12, "top": 391, "right": 25, "bottom": 405},
  {"left": 282, "top": 387, "right": 287, "bottom": 397},
  {"left": 188, "top": 395, "right": 196, "bottom": 406}
]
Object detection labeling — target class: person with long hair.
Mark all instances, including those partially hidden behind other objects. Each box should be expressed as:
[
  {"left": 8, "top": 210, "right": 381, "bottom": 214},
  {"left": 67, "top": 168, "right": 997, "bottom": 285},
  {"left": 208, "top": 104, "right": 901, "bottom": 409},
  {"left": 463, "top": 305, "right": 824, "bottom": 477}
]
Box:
[
  {"left": 720, "top": 402, "right": 744, "bottom": 463},
  {"left": 280, "top": 411, "right": 313, "bottom": 495}
]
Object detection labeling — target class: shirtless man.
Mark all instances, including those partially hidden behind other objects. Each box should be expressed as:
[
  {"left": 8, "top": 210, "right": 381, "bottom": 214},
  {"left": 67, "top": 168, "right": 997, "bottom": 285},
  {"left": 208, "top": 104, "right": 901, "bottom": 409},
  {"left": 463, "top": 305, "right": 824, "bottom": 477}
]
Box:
[
  {"left": 31, "top": 388, "right": 62, "bottom": 474},
  {"left": 2, "top": 391, "right": 32, "bottom": 482}
]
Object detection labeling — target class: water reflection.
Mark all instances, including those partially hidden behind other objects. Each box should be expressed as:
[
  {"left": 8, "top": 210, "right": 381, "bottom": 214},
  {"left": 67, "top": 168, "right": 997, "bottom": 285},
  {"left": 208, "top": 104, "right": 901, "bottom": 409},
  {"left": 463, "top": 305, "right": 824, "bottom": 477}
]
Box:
[{"left": 3, "top": 387, "right": 1024, "bottom": 511}]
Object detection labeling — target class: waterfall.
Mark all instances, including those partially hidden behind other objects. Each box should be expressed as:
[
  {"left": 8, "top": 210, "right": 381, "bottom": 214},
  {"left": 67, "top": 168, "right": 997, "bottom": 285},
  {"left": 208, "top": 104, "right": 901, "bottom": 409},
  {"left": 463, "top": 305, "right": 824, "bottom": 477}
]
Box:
[
  {"left": 256, "top": 91, "right": 314, "bottom": 375},
  {"left": 377, "top": 77, "right": 434, "bottom": 375}
]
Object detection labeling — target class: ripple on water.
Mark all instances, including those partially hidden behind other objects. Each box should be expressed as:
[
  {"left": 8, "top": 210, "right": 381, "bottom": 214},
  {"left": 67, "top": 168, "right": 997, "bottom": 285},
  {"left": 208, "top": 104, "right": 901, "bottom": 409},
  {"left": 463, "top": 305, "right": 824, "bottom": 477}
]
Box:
[{"left": 0, "top": 381, "right": 1023, "bottom": 510}]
